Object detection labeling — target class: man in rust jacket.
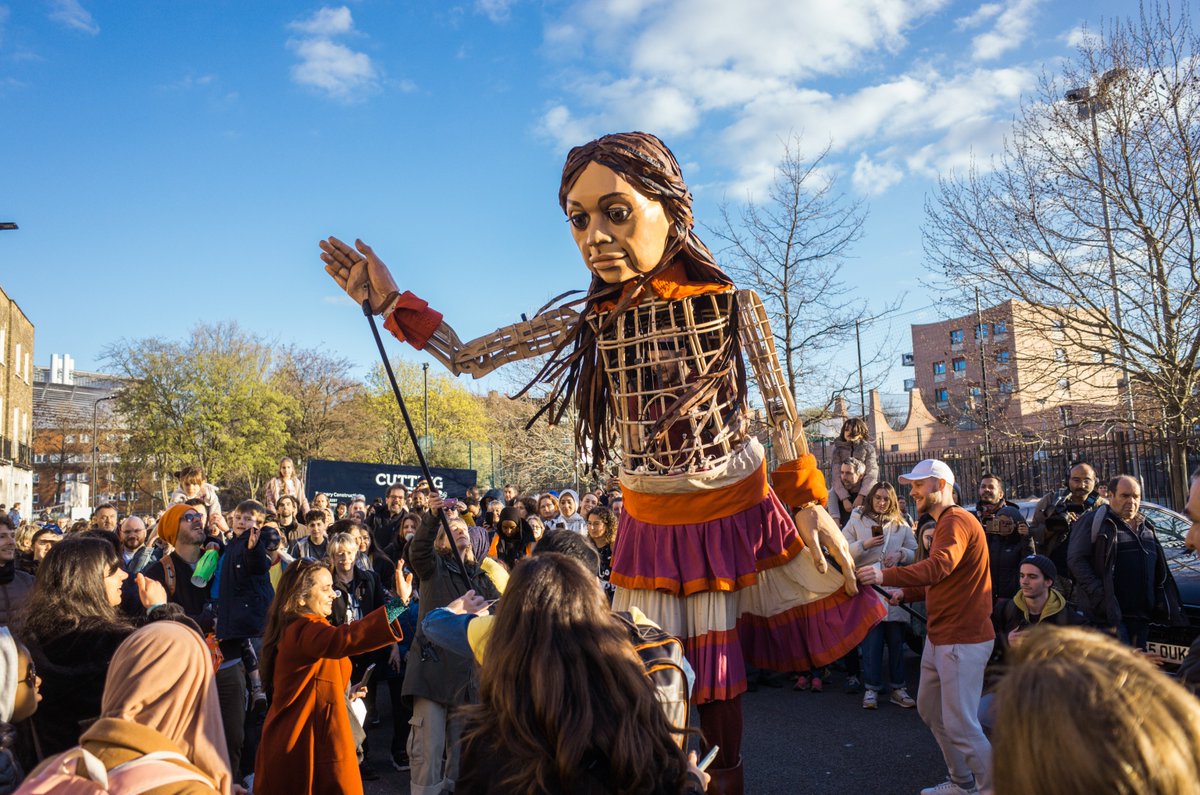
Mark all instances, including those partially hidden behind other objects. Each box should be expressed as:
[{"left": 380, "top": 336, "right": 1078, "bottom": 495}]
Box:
[{"left": 858, "top": 459, "right": 993, "bottom": 795}]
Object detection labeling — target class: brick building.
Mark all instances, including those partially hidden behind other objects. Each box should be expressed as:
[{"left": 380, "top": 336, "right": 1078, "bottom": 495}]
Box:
[
  {"left": 0, "top": 285, "right": 34, "bottom": 513},
  {"left": 863, "top": 300, "right": 1122, "bottom": 452},
  {"left": 31, "top": 355, "right": 147, "bottom": 517}
]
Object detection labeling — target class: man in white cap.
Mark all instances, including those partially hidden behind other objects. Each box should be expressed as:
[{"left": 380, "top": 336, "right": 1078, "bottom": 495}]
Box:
[{"left": 857, "top": 459, "right": 994, "bottom": 795}]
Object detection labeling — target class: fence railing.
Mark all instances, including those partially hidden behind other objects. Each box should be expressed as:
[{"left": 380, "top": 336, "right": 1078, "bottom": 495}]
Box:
[{"left": 815, "top": 429, "right": 1200, "bottom": 509}]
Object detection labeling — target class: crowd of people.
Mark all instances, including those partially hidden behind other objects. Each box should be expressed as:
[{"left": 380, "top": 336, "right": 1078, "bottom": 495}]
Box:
[{"left": 0, "top": 431, "right": 1196, "bottom": 794}]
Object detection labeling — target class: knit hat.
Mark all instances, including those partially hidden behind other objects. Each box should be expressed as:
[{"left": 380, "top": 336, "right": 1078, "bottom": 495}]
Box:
[
  {"left": 157, "top": 503, "right": 193, "bottom": 548},
  {"left": 1021, "top": 554, "right": 1057, "bottom": 583},
  {"left": 0, "top": 628, "right": 18, "bottom": 723}
]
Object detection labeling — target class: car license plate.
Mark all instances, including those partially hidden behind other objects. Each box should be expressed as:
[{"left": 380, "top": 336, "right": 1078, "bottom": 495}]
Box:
[{"left": 1146, "top": 640, "right": 1189, "bottom": 667}]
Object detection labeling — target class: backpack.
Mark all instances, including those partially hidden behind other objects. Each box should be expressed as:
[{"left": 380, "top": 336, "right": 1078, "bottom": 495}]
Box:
[
  {"left": 159, "top": 557, "right": 224, "bottom": 672},
  {"left": 16, "top": 747, "right": 211, "bottom": 794},
  {"left": 615, "top": 611, "right": 692, "bottom": 749}
]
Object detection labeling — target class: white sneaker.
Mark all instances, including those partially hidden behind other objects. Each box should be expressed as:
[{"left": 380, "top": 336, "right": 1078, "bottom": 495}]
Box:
[
  {"left": 920, "top": 779, "right": 979, "bottom": 795},
  {"left": 862, "top": 690, "right": 877, "bottom": 709}
]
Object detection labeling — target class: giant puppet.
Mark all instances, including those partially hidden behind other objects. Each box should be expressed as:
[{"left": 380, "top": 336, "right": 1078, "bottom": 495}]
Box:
[{"left": 322, "top": 132, "right": 884, "bottom": 793}]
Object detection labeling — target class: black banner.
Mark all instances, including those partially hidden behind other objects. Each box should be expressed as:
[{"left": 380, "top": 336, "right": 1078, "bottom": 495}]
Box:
[{"left": 305, "top": 459, "right": 477, "bottom": 505}]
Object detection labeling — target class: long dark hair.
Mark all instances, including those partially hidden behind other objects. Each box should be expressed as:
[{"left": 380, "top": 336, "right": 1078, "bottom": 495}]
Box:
[
  {"left": 520, "top": 132, "right": 744, "bottom": 467},
  {"left": 260, "top": 558, "right": 329, "bottom": 693},
  {"left": 17, "top": 536, "right": 130, "bottom": 646},
  {"left": 460, "top": 553, "right": 688, "bottom": 794}
]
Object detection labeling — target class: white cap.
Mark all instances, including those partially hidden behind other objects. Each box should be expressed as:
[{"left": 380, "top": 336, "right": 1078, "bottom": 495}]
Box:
[{"left": 897, "top": 459, "right": 956, "bottom": 488}]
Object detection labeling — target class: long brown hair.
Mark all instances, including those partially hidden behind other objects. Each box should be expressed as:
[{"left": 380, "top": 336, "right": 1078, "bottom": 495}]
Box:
[
  {"left": 259, "top": 558, "right": 329, "bottom": 693},
  {"left": 520, "top": 132, "right": 744, "bottom": 467},
  {"left": 862, "top": 482, "right": 905, "bottom": 526},
  {"left": 460, "top": 553, "right": 688, "bottom": 794},
  {"left": 17, "top": 536, "right": 130, "bottom": 646}
]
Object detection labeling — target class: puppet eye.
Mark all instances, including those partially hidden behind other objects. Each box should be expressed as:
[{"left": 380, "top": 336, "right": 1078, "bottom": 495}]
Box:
[
  {"left": 568, "top": 213, "right": 588, "bottom": 229},
  {"left": 608, "top": 206, "right": 630, "bottom": 223}
]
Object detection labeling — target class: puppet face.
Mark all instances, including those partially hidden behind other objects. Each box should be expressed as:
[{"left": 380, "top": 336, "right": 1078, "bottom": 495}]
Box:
[{"left": 565, "top": 162, "right": 671, "bottom": 284}]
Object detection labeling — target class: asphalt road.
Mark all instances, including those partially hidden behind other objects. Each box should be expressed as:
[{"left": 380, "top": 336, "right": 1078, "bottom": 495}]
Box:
[{"left": 362, "top": 653, "right": 948, "bottom": 795}]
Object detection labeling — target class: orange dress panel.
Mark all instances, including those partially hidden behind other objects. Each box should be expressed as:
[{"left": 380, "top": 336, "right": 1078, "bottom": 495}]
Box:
[{"left": 253, "top": 607, "right": 401, "bottom": 795}]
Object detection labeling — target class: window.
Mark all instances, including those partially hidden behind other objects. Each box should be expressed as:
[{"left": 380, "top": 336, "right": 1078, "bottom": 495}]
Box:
[
  {"left": 1057, "top": 378, "right": 1071, "bottom": 392},
  {"left": 1092, "top": 351, "right": 1106, "bottom": 364},
  {"left": 970, "top": 386, "right": 982, "bottom": 397},
  {"left": 952, "top": 358, "right": 967, "bottom": 372},
  {"left": 31, "top": 472, "right": 38, "bottom": 484},
  {"left": 80, "top": 433, "right": 90, "bottom": 444},
  {"left": 975, "top": 323, "right": 989, "bottom": 340},
  {"left": 65, "top": 434, "right": 75, "bottom": 444},
  {"left": 935, "top": 388, "right": 949, "bottom": 402},
  {"left": 0, "top": 326, "right": 5, "bottom": 364},
  {"left": 933, "top": 361, "right": 946, "bottom": 375},
  {"left": 947, "top": 438, "right": 958, "bottom": 448},
  {"left": 996, "top": 350, "right": 1011, "bottom": 364},
  {"left": 995, "top": 320, "right": 1008, "bottom": 334},
  {"left": 999, "top": 379, "right": 1014, "bottom": 393},
  {"left": 950, "top": 329, "right": 964, "bottom": 345},
  {"left": 1054, "top": 348, "right": 1066, "bottom": 363}
]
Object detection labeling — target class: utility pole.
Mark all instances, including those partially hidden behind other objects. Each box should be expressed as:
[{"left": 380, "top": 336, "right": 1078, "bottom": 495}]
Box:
[
  {"left": 855, "top": 319, "right": 865, "bottom": 417},
  {"left": 974, "top": 288, "right": 992, "bottom": 470},
  {"left": 422, "top": 362, "right": 429, "bottom": 455}
]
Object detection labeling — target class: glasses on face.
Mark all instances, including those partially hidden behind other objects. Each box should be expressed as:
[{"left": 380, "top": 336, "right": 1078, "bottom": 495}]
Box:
[{"left": 182, "top": 512, "right": 204, "bottom": 522}]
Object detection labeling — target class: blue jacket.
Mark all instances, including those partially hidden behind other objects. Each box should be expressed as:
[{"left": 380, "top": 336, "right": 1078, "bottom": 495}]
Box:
[{"left": 215, "top": 532, "right": 273, "bottom": 640}]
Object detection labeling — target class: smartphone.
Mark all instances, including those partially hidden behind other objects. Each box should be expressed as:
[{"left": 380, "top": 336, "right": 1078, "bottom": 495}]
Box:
[
  {"left": 698, "top": 745, "right": 719, "bottom": 772},
  {"left": 353, "top": 663, "right": 377, "bottom": 691}
]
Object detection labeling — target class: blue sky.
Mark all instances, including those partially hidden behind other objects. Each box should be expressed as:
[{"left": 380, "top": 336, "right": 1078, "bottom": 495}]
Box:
[{"left": 0, "top": 0, "right": 1127, "bottom": 405}]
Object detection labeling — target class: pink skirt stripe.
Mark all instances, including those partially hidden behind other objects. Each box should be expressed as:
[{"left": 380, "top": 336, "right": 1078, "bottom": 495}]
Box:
[{"left": 611, "top": 489, "right": 802, "bottom": 597}]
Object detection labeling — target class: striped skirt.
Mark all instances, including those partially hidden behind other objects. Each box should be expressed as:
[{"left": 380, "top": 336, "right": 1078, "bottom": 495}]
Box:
[{"left": 611, "top": 444, "right": 885, "bottom": 704}]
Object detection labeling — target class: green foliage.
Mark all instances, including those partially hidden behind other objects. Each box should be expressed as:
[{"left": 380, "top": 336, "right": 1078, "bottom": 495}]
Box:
[{"left": 102, "top": 322, "right": 297, "bottom": 501}]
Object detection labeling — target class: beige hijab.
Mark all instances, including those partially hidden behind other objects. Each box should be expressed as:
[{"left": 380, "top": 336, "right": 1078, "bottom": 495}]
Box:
[{"left": 99, "top": 621, "right": 232, "bottom": 794}]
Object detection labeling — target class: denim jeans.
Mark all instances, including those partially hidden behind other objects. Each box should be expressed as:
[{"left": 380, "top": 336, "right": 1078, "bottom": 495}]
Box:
[
  {"left": 862, "top": 620, "right": 907, "bottom": 691},
  {"left": 1117, "top": 617, "right": 1150, "bottom": 650}
]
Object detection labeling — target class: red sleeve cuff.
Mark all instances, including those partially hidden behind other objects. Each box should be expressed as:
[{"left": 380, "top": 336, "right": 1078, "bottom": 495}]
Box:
[
  {"left": 382, "top": 291, "right": 444, "bottom": 350},
  {"left": 770, "top": 453, "right": 829, "bottom": 510}
]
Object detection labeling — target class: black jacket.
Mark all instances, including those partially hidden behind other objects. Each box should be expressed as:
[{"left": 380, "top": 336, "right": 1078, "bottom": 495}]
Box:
[
  {"left": 1067, "top": 506, "right": 1185, "bottom": 628},
  {"left": 402, "top": 512, "right": 499, "bottom": 706}
]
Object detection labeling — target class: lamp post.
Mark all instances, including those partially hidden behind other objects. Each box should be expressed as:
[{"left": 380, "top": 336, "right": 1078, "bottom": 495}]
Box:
[
  {"left": 1065, "top": 71, "right": 1138, "bottom": 448},
  {"left": 91, "top": 394, "right": 115, "bottom": 511}
]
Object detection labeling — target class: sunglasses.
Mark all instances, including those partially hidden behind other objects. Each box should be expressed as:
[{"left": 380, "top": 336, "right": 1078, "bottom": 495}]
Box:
[{"left": 182, "top": 512, "right": 204, "bottom": 522}]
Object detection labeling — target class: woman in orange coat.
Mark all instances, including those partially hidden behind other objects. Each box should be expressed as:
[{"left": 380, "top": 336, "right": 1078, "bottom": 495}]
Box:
[{"left": 253, "top": 557, "right": 412, "bottom": 795}]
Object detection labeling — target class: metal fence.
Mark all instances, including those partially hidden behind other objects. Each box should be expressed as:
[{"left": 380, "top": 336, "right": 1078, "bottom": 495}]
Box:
[{"left": 816, "top": 429, "right": 1200, "bottom": 509}]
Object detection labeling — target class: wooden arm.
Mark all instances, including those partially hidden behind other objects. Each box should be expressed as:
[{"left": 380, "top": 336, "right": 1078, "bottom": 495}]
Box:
[
  {"left": 736, "top": 289, "right": 809, "bottom": 462},
  {"left": 424, "top": 306, "right": 580, "bottom": 378}
]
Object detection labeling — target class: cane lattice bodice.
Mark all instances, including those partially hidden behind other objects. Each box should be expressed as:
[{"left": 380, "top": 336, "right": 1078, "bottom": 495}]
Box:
[{"left": 591, "top": 292, "right": 749, "bottom": 476}]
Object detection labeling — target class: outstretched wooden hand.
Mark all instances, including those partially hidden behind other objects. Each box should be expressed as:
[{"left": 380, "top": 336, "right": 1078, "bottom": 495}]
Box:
[
  {"left": 794, "top": 504, "right": 858, "bottom": 596},
  {"left": 320, "top": 236, "right": 400, "bottom": 315}
]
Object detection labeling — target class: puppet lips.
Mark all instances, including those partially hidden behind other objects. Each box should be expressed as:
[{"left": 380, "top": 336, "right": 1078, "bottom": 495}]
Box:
[{"left": 590, "top": 252, "right": 627, "bottom": 267}]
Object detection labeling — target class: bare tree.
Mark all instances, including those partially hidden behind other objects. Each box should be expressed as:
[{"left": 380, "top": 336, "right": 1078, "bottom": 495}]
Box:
[
  {"left": 711, "top": 136, "right": 898, "bottom": 417},
  {"left": 925, "top": 2, "right": 1200, "bottom": 502},
  {"left": 274, "top": 346, "right": 363, "bottom": 464}
]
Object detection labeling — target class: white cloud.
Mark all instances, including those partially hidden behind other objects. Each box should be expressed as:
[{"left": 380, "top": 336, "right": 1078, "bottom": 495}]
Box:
[
  {"left": 289, "top": 6, "right": 353, "bottom": 36},
  {"left": 290, "top": 38, "right": 378, "bottom": 100},
  {"left": 852, "top": 153, "right": 904, "bottom": 195},
  {"left": 286, "top": 7, "right": 380, "bottom": 102},
  {"left": 535, "top": 0, "right": 1036, "bottom": 198},
  {"left": 968, "top": 0, "right": 1040, "bottom": 61},
  {"left": 1060, "top": 25, "right": 1096, "bottom": 49},
  {"left": 954, "top": 3, "right": 1001, "bottom": 31},
  {"left": 476, "top": 0, "right": 516, "bottom": 23},
  {"left": 48, "top": 0, "right": 98, "bottom": 35}
]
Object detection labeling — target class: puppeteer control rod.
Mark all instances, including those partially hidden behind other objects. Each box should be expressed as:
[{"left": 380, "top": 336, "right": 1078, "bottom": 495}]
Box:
[{"left": 363, "top": 299, "right": 477, "bottom": 590}]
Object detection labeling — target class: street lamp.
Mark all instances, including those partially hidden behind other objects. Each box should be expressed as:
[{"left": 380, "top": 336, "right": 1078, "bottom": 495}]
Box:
[
  {"left": 1065, "top": 70, "right": 1139, "bottom": 452},
  {"left": 92, "top": 395, "right": 115, "bottom": 511}
]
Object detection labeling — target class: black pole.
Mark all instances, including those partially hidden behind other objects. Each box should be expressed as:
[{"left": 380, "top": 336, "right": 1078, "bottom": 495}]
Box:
[
  {"left": 821, "top": 553, "right": 926, "bottom": 624},
  {"left": 362, "top": 300, "right": 475, "bottom": 589}
]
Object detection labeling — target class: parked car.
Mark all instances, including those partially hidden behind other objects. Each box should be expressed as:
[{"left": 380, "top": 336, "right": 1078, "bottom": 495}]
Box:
[{"left": 1143, "top": 501, "right": 1200, "bottom": 672}]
